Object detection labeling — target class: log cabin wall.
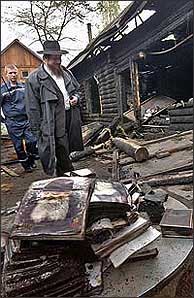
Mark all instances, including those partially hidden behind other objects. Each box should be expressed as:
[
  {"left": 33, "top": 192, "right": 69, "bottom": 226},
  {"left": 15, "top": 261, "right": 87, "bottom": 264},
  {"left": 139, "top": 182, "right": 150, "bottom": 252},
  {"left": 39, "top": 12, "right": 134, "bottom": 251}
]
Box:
[
  {"left": 70, "top": 0, "right": 193, "bottom": 124},
  {"left": 75, "top": 54, "right": 120, "bottom": 124}
]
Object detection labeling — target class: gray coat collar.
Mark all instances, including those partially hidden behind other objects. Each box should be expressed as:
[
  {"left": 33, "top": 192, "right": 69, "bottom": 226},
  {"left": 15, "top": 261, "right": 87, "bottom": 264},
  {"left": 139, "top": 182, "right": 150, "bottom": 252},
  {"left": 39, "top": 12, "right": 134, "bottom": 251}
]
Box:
[
  {"left": 37, "top": 64, "right": 79, "bottom": 94},
  {"left": 37, "top": 64, "right": 72, "bottom": 96},
  {"left": 37, "top": 64, "right": 71, "bottom": 83}
]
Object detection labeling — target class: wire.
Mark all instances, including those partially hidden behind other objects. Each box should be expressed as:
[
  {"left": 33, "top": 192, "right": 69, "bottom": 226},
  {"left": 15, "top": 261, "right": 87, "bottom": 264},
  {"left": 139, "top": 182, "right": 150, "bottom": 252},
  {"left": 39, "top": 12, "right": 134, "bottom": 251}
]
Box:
[{"left": 148, "top": 33, "right": 193, "bottom": 56}]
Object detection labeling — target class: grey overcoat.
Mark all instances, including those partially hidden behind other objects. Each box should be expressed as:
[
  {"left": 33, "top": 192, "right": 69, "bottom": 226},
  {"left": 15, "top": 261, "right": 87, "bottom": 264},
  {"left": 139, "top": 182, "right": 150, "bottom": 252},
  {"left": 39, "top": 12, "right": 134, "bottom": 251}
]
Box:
[{"left": 25, "top": 64, "right": 84, "bottom": 176}]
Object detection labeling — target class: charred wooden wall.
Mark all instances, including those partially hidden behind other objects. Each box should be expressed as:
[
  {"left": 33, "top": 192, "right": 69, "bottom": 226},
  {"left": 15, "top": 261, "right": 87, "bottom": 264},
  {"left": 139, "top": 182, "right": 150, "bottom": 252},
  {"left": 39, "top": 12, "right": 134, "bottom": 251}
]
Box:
[
  {"left": 76, "top": 55, "right": 120, "bottom": 124},
  {"left": 72, "top": 0, "right": 193, "bottom": 124}
]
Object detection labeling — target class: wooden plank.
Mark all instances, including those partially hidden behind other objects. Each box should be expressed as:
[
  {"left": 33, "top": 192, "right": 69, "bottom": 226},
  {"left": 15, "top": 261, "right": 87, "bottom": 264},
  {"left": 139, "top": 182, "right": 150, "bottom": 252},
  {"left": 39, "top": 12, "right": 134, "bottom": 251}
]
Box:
[
  {"left": 120, "top": 149, "right": 193, "bottom": 180},
  {"left": 141, "top": 130, "right": 192, "bottom": 145},
  {"left": 130, "top": 60, "right": 141, "bottom": 126},
  {"left": 1, "top": 166, "right": 19, "bottom": 177},
  {"left": 169, "top": 107, "right": 193, "bottom": 116},
  {"left": 112, "top": 149, "right": 119, "bottom": 181},
  {"left": 137, "top": 172, "right": 193, "bottom": 187},
  {"left": 169, "top": 123, "right": 193, "bottom": 131},
  {"left": 170, "top": 115, "right": 193, "bottom": 123},
  {"left": 102, "top": 108, "right": 118, "bottom": 114}
]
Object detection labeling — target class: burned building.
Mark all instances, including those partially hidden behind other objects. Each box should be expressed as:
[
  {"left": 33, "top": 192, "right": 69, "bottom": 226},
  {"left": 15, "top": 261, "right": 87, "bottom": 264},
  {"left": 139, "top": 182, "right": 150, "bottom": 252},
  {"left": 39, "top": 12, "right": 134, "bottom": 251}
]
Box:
[{"left": 68, "top": 0, "right": 193, "bottom": 124}]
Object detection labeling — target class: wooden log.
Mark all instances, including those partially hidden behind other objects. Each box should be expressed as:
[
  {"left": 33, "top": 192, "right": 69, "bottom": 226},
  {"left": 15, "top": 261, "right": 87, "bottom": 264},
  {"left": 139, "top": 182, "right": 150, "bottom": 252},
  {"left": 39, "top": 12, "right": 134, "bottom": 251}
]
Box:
[
  {"left": 169, "top": 123, "right": 193, "bottom": 131},
  {"left": 100, "top": 113, "right": 119, "bottom": 119},
  {"left": 100, "top": 89, "right": 117, "bottom": 97},
  {"left": 138, "top": 172, "right": 193, "bottom": 187},
  {"left": 95, "top": 116, "right": 121, "bottom": 145},
  {"left": 168, "top": 101, "right": 193, "bottom": 110},
  {"left": 102, "top": 108, "right": 118, "bottom": 114},
  {"left": 112, "top": 149, "right": 119, "bottom": 181},
  {"left": 1, "top": 166, "right": 19, "bottom": 177},
  {"left": 102, "top": 103, "right": 118, "bottom": 109},
  {"left": 130, "top": 60, "right": 141, "bottom": 126},
  {"left": 98, "top": 69, "right": 114, "bottom": 78},
  {"left": 142, "top": 130, "right": 192, "bottom": 145},
  {"left": 94, "top": 149, "right": 113, "bottom": 156},
  {"left": 169, "top": 107, "right": 193, "bottom": 116},
  {"left": 98, "top": 73, "right": 115, "bottom": 80},
  {"left": 156, "top": 143, "right": 193, "bottom": 156},
  {"left": 119, "top": 156, "right": 136, "bottom": 166},
  {"left": 99, "top": 83, "right": 116, "bottom": 91},
  {"left": 70, "top": 147, "right": 95, "bottom": 162},
  {"left": 99, "top": 79, "right": 115, "bottom": 87},
  {"left": 101, "top": 99, "right": 117, "bottom": 105},
  {"left": 100, "top": 96, "right": 117, "bottom": 102},
  {"left": 170, "top": 115, "right": 193, "bottom": 123},
  {"left": 113, "top": 137, "right": 149, "bottom": 162},
  {"left": 83, "top": 123, "right": 104, "bottom": 146}
]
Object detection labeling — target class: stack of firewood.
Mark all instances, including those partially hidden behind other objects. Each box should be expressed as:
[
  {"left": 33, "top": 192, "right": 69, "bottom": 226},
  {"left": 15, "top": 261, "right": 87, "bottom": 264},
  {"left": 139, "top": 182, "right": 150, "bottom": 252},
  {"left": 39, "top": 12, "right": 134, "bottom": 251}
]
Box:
[{"left": 169, "top": 98, "right": 193, "bottom": 131}]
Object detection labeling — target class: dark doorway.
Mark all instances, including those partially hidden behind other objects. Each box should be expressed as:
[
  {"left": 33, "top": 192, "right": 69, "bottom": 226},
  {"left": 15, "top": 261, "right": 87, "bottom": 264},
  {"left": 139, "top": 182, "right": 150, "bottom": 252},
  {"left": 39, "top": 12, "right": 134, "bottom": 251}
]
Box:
[{"left": 87, "top": 77, "right": 101, "bottom": 114}]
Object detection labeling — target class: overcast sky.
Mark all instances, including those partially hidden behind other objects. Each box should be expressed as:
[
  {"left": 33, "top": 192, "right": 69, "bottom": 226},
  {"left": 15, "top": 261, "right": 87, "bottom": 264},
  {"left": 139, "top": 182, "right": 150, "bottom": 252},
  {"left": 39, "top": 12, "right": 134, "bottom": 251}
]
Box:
[{"left": 1, "top": 1, "right": 131, "bottom": 64}]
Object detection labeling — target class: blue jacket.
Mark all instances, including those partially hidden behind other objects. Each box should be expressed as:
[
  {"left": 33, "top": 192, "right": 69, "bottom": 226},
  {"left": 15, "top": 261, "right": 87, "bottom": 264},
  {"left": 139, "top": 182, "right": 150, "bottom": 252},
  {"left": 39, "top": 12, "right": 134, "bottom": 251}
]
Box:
[{"left": 1, "top": 81, "right": 27, "bottom": 120}]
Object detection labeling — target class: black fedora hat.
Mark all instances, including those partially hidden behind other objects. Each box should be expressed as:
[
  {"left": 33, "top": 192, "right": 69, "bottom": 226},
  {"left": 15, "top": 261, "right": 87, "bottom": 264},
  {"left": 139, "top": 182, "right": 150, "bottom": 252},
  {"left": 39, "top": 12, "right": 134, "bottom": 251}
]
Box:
[{"left": 37, "top": 40, "right": 68, "bottom": 55}]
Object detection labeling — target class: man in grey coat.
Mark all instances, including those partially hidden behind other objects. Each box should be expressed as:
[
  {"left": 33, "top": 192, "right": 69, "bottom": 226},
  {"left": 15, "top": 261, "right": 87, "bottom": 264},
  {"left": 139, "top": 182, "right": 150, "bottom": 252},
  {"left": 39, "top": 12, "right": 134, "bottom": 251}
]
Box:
[{"left": 25, "top": 40, "right": 84, "bottom": 176}]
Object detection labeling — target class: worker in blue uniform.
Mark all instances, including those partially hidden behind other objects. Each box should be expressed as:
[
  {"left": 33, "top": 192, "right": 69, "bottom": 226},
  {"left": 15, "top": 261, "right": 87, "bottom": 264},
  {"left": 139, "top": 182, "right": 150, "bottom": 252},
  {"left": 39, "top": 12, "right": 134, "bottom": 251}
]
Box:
[{"left": 1, "top": 64, "right": 38, "bottom": 172}]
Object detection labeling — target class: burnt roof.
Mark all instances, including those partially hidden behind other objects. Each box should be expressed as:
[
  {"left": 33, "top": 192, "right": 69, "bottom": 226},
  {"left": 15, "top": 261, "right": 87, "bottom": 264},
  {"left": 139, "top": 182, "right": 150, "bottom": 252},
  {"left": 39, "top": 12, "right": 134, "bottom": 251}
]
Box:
[
  {"left": 68, "top": 1, "right": 149, "bottom": 69},
  {"left": 67, "top": 1, "right": 163, "bottom": 69},
  {"left": 68, "top": 0, "right": 192, "bottom": 70}
]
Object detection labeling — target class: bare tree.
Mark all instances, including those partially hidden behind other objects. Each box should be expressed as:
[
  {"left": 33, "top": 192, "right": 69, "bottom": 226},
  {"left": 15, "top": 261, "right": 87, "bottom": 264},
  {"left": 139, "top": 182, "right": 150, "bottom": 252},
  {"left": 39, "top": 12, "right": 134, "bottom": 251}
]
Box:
[{"left": 4, "top": 1, "right": 96, "bottom": 46}]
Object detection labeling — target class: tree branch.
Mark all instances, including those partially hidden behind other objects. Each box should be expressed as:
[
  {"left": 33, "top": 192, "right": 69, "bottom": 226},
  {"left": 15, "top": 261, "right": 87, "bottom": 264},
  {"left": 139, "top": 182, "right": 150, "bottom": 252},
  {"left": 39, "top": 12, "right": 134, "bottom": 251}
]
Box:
[
  {"left": 30, "top": 0, "right": 43, "bottom": 45},
  {"left": 57, "top": 2, "right": 69, "bottom": 41}
]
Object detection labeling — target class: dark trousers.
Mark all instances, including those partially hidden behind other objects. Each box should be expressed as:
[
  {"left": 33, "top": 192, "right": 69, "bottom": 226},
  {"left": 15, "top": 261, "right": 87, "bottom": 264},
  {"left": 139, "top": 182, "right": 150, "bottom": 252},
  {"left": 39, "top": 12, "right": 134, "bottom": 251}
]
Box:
[
  {"left": 55, "top": 109, "right": 73, "bottom": 177},
  {"left": 6, "top": 120, "right": 38, "bottom": 170}
]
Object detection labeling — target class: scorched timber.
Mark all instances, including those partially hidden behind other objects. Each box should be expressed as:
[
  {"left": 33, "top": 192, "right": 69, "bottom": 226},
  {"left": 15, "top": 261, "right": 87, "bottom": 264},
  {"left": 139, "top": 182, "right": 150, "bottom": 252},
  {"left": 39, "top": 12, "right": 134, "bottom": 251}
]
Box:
[
  {"left": 137, "top": 172, "right": 193, "bottom": 187},
  {"left": 113, "top": 137, "right": 149, "bottom": 162},
  {"left": 170, "top": 116, "right": 193, "bottom": 123}
]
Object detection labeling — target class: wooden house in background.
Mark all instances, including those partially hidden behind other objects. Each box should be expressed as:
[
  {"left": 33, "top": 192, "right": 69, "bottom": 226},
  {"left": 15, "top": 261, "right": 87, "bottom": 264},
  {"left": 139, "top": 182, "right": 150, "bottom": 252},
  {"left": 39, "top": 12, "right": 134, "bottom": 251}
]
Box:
[
  {"left": 1, "top": 39, "right": 42, "bottom": 82},
  {"left": 68, "top": 0, "right": 193, "bottom": 124}
]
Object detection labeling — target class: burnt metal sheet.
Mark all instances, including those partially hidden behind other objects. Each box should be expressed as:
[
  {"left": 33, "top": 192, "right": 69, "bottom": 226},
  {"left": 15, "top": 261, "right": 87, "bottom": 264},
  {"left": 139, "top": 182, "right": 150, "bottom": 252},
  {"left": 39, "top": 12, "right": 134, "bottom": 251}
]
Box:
[{"left": 10, "top": 177, "right": 95, "bottom": 240}]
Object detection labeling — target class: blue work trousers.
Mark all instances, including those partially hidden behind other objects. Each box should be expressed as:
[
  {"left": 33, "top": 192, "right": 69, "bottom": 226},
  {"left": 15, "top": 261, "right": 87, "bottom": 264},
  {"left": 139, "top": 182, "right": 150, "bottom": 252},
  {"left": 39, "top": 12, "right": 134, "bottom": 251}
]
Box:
[{"left": 5, "top": 118, "right": 38, "bottom": 170}]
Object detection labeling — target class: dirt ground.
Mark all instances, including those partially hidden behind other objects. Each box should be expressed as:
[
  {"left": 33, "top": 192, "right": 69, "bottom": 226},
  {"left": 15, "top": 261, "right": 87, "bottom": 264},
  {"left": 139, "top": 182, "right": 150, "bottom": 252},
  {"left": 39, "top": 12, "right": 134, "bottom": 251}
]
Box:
[{"left": 1, "top": 157, "right": 111, "bottom": 210}]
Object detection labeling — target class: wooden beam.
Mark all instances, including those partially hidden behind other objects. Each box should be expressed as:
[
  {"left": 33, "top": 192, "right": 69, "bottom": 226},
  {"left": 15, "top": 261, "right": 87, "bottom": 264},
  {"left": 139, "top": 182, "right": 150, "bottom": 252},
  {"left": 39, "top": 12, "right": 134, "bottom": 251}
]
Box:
[
  {"left": 1, "top": 166, "right": 19, "bottom": 177},
  {"left": 130, "top": 60, "right": 141, "bottom": 126},
  {"left": 113, "top": 137, "right": 149, "bottom": 162}
]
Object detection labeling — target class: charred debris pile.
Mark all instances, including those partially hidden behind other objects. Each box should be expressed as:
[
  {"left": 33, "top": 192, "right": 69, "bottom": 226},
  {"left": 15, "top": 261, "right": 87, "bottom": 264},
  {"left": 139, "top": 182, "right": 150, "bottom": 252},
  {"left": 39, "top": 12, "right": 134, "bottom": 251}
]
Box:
[
  {"left": 2, "top": 175, "right": 163, "bottom": 297},
  {"left": 1, "top": 106, "right": 193, "bottom": 297},
  {"left": 70, "top": 96, "right": 193, "bottom": 188}
]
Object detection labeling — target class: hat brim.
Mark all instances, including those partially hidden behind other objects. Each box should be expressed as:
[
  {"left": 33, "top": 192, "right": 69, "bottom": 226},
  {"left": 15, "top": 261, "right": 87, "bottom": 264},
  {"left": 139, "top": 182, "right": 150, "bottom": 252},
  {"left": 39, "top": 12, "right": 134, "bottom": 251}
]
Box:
[{"left": 37, "top": 50, "right": 68, "bottom": 55}]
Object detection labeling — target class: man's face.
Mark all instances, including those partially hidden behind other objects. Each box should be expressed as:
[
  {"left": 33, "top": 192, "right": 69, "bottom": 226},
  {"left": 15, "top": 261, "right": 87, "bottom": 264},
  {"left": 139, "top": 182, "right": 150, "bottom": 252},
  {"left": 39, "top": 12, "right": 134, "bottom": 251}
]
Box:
[
  {"left": 45, "top": 55, "right": 62, "bottom": 76},
  {"left": 6, "top": 68, "right": 18, "bottom": 83}
]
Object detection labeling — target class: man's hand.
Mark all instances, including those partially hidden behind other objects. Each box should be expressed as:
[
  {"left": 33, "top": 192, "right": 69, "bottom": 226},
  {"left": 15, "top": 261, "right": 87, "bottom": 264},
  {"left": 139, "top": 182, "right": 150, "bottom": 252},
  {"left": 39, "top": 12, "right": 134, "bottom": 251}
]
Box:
[{"left": 70, "top": 96, "right": 78, "bottom": 106}]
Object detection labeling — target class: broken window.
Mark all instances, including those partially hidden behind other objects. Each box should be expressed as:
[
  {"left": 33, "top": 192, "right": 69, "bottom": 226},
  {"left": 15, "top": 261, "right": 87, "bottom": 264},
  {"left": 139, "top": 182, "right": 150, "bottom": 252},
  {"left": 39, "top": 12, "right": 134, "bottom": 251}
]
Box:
[{"left": 85, "top": 77, "right": 102, "bottom": 114}]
